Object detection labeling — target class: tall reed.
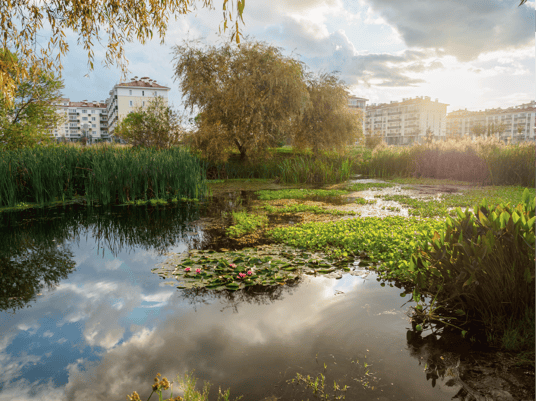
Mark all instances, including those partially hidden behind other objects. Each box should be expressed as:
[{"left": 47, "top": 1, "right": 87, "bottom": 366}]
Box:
[
  {"left": 358, "top": 138, "right": 535, "bottom": 187},
  {"left": 0, "top": 144, "right": 208, "bottom": 207}
]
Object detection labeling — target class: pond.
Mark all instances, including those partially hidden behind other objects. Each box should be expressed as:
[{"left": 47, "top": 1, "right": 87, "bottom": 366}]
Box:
[{"left": 0, "top": 191, "right": 525, "bottom": 400}]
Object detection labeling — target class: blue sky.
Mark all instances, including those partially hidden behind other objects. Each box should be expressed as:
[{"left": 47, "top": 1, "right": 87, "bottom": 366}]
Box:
[{"left": 57, "top": 0, "right": 534, "bottom": 113}]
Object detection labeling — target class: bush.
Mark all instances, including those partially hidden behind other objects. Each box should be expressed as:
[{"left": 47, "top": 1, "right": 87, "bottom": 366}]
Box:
[{"left": 411, "top": 189, "right": 535, "bottom": 349}]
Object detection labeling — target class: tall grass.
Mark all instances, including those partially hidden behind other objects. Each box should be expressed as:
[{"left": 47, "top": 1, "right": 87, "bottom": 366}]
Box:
[
  {"left": 0, "top": 144, "right": 208, "bottom": 207},
  {"left": 358, "top": 137, "right": 535, "bottom": 187}
]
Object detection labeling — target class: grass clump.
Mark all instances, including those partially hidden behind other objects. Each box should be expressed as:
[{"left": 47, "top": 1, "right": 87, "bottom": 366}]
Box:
[
  {"left": 255, "top": 189, "right": 348, "bottom": 201},
  {"left": 354, "top": 198, "right": 376, "bottom": 205},
  {"left": 268, "top": 216, "right": 445, "bottom": 282},
  {"left": 226, "top": 211, "right": 268, "bottom": 238},
  {"left": 126, "top": 371, "right": 241, "bottom": 401},
  {"left": 264, "top": 203, "right": 359, "bottom": 216},
  {"left": 410, "top": 189, "right": 535, "bottom": 357}
]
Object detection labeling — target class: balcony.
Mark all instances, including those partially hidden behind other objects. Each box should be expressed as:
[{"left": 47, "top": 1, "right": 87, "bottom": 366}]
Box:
[
  {"left": 388, "top": 112, "right": 401, "bottom": 116},
  {"left": 388, "top": 117, "right": 401, "bottom": 122}
]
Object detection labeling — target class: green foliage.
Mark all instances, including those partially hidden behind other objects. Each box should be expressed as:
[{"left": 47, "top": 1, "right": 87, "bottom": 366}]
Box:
[
  {"left": 268, "top": 217, "right": 445, "bottom": 282},
  {"left": 226, "top": 211, "right": 268, "bottom": 238},
  {"left": 114, "top": 96, "right": 186, "bottom": 149},
  {"left": 292, "top": 71, "right": 363, "bottom": 154},
  {"left": 264, "top": 203, "right": 359, "bottom": 216},
  {"left": 0, "top": 144, "right": 207, "bottom": 207},
  {"left": 155, "top": 245, "right": 351, "bottom": 291},
  {"left": 411, "top": 189, "right": 535, "bottom": 348},
  {"left": 354, "top": 198, "right": 376, "bottom": 205},
  {"left": 255, "top": 189, "right": 348, "bottom": 201},
  {"left": 173, "top": 39, "right": 310, "bottom": 161},
  {"left": 0, "top": 49, "right": 64, "bottom": 150}
]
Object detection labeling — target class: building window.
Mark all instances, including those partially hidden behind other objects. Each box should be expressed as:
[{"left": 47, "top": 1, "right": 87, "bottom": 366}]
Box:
[
  {"left": 82, "top": 117, "right": 88, "bottom": 121},
  {"left": 82, "top": 109, "right": 87, "bottom": 113},
  {"left": 129, "top": 100, "right": 133, "bottom": 107},
  {"left": 142, "top": 101, "right": 145, "bottom": 107},
  {"left": 92, "top": 124, "right": 96, "bottom": 128},
  {"left": 129, "top": 90, "right": 132, "bottom": 95},
  {"left": 153, "top": 91, "right": 157, "bottom": 96},
  {"left": 142, "top": 90, "right": 145, "bottom": 96},
  {"left": 92, "top": 117, "right": 96, "bottom": 121}
]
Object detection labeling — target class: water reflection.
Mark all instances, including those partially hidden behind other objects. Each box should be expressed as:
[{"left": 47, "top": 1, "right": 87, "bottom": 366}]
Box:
[{"left": 179, "top": 279, "right": 303, "bottom": 313}]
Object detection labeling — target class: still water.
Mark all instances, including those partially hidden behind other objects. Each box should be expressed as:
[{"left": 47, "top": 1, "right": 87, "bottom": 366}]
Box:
[{"left": 0, "top": 197, "right": 463, "bottom": 400}]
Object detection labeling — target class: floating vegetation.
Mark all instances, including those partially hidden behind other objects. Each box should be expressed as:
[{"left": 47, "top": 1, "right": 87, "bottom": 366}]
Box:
[
  {"left": 120, "top": 197, "right": 199, "bottom": 206},
  {"left": 226, "top": 211, "right": 268, "bottom": 238},
  {"left": 268, "top": 217, "right": 445, "bottom": 282},
  {"left": 264, "top": 203, "right": 359, "bottom": 216},
  {"left": 354, "top": 198, "right": 376, "bottom": 205},
  {"left": 154, "top": 245, "right": 359, "bottom": 291},
  {"left": 255, "top": 189, "right": 348, "bottom": 201},
  {"left": 345, "top": 182, "right": 395, "bottom": 192}
]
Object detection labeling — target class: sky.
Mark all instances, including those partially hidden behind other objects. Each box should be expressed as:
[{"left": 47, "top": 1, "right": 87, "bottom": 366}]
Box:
[{"left": 56, "top": 0, "right": 535, "bottom": 114}]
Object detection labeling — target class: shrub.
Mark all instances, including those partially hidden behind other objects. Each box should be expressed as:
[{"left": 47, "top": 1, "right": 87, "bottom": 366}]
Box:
[{"left": 411, "top": 189, "right": 535, "bottom": 348}]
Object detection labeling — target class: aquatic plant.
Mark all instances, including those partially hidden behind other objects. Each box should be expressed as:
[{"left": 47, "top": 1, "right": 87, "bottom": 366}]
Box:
[
  {"left": 410, "top": 189, "right": 535, "bottom": 352},
  {"left": 264, "top": 203, "right": 359, "bottom": 216},
  {"left": 268, "top": 216, "right": 445, "bottom": 282},
  {"left": 226, "top": 211, "right": 268, "bottom": 238},
  {"left": 126, "top": 371, "right": 241, "bottom": 401},
  {"left": 345, "top": 182, "right": 395, "bottom": 192},
  {"left": 153, "top": 245, "right": 353, "bottom": 291},
  {"left": 255, "top": 188, "right": 348, "bottom": 201}
]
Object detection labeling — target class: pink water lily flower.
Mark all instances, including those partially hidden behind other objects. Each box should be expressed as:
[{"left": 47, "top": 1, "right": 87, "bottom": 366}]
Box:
[
  {"left": 246, "top": 270, "right": 253, "bottom": 276},
  {"left": 184, "top": 267, "right": 191, "bottom": 272},
  {"left": 195, "top": 268, "right": 201, "bottom": 274},
  {"left": 229, "top": 263, "right": 237, "bottom": 269},
  {"left": 237, "top": 272, "right": 246, "bottom": 279}
]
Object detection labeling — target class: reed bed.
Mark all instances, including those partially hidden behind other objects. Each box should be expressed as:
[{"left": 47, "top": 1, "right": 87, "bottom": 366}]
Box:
[
  {"left": 0, "top": 144, "right": 208, "bottom": 207},
  {"left": 358, "top": 137, "right": 535, "bottom": 187}
]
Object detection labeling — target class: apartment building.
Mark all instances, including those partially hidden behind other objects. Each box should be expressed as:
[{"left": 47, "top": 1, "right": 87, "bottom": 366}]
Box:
[
  {"left": 364, "top": 96, "right": 448, "bottom": 145},
  {"left": 50, "top": 98, "right": 108, "bottom": 143},
  {"left": 446, "top": 101, "right": 536, "bottom": 142},
  {"left": 106, "top": 77, "right": 170, "bottom": 138}
]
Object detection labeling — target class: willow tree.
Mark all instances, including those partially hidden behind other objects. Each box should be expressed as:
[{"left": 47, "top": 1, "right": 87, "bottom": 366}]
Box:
[
  {"left": 172, "top": 40, "right": 311, "bottom": 161},
  {"left": 0, "top": 0, "right": 245, "bottom": 107},
  {"left": 0, "top": 49, "right": 65, "bottom": 150},
  {"left": 292, "top": 72, "right": 362, "bottom": 154}
]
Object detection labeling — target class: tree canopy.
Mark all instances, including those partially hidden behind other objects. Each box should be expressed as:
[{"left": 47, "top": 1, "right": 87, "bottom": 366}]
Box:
[
  {"left": 172, "top": 40, "right": 311, "bottom": 161},
  {"left": 0, "top": 0, "right": 245, "bottom": 106},
  {"left": 114, "top": 96, "right": 186, "bottom": 149},
  {"left": 0, "top": 49, "right": 64, "bottom": 150},
  {"left": 292, "top": 72, "right": 362, "bottom": 154}
]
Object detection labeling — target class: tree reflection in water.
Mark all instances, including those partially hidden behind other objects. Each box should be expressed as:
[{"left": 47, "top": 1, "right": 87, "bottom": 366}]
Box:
[
  {"left": 0, "top": 202, "right": 203, "bottom": 312},
  {"left": 179, "top": 278, "right": 303, "bottom": 313}
]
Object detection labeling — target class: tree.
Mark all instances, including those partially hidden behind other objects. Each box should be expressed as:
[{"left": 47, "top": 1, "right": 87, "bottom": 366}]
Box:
[
  {"left": 365, "top": 130, "right": 385, "bottom": 149},
  {"left": 292, "top": 72, "right": 362, "bottom": 154},
  {"left": 424, "top": 127, "right": 434, "bottom": 144},
  {"left": 486, "top": 121, "right": 507, "bottom": 138},
  {"left": 471, "top": 122, "right": 487, "bottom": 137},
  {"left": 0, "top": 0, "right": 246, "bottom": 107},
  {"left": 114, "top": 96, "right": 185, "bottom": 149},
  {"left": 172, "top": 39, "right": 311, "bottom": 161},
  {"left": 0, "top": 50, "right": 65, "bottom": 150}
]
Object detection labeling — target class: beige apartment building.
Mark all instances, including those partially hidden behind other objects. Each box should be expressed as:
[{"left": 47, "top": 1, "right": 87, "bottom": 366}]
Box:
[
  {"left": 50, "top": 98, "right": 108, "bottom": 143},
  {"left": 106, "top": 77, "right": 171, "bottom": 139},
  {"left": 364, "top": 96, "right": 448, "bottom": 145},
  {"left": 446, "top": 101, "right": 536, "bottom": 142}
]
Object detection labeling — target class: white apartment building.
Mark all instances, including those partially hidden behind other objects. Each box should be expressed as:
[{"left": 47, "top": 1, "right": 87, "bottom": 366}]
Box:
[
  {"left": 106, "top": 77, "right": 170, "bottom": 139},
  {"left": 50, "top": 98, "right": 108, "bottom": 143},
  {"left": 446, "top": 101, "right": 536, "bottom": 142},
  {"left": 364, "top": 96, "right": 448, "bottom": 145}
]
